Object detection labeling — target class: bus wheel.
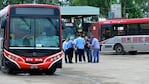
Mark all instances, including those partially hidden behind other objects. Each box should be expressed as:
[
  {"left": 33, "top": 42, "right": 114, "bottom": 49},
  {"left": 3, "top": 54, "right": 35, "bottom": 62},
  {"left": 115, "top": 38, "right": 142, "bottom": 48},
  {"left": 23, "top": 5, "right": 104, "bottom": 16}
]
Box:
[
  {"left": 45, "top": 67, "right": 56, "bottom": 75},
  {"left": 1, "top": 64, "right": 17, "bottom": 74},
  {"left": 1, "top": 56, "right": 9, "bottom": 73},
  {"left": 115, "top": 44, "right": 125, "bottom": 55},
  {"left": 1, "top": 65, "right": 17, "bottom": 75},
  {"left": 1, "top": 56, "right": 17, "bottom": 74}
]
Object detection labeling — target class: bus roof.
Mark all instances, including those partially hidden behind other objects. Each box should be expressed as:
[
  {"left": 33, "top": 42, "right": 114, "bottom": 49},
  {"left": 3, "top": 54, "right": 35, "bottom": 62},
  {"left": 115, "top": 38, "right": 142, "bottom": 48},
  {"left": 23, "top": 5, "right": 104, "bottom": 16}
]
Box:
[
  {"left": 9, "top": 4, "right": 60, "bottom": 9},
  {"left": 99, "top": 18, "right": 149, "bottom": 25},
  {"left": 0, "top": 4, "right": 60, "bottom": 17}
]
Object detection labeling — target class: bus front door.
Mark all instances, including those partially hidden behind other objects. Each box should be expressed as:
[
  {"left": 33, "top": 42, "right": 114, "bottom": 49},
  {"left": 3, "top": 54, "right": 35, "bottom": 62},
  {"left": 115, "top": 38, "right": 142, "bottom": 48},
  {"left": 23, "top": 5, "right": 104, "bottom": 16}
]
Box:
[{"left": 101, "top": 24, "right": 112, "bottom": 41}]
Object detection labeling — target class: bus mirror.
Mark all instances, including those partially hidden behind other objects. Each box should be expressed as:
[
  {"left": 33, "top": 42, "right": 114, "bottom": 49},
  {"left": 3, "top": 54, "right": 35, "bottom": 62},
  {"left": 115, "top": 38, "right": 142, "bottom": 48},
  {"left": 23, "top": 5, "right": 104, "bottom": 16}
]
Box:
[{"left": 1, "top": 19, "right": 6, "bottom": 29}]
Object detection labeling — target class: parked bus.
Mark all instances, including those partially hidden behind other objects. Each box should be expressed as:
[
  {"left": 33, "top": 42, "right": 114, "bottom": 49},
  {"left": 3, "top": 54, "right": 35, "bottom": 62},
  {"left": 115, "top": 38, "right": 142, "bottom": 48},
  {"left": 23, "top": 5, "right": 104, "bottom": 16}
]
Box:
[
  {"left": 0, "top": 4, "right": 63, "bottom": 74},
  {"left": 91, "top": 18, "right": 149, "bottom": 55},
  {"left": 62, "top": 22, "right": 76, "bottom": 41}
]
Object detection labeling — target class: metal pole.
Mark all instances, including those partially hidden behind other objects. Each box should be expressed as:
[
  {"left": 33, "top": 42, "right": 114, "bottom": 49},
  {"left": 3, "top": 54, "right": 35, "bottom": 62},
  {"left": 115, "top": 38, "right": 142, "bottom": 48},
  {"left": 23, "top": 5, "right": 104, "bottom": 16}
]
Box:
[
  {"left": 110, "top": 0, "right": 112, "bottom": 12},
  {"left": 123, "top": 0, "right": 126, "bottom": 18},
  {"left": 33, "top": 0, "right": 36, "bottom": 4}
]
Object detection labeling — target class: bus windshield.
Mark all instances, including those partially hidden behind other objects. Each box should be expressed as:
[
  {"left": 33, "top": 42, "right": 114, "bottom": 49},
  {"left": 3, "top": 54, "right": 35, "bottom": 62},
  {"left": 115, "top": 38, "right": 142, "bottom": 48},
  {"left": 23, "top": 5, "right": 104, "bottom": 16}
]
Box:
[
  {"left": 10, "top": 17, "right": 60, "bottom": 48},
  {"left": 62, "top": 26, "right": 75, "bottom": 39}
]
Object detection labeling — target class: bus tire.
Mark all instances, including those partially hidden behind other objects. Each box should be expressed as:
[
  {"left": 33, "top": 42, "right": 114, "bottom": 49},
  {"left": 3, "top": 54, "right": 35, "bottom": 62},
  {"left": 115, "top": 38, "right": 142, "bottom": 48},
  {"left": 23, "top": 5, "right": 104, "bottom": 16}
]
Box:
[
  {"left": 1, "top": 56, "right": 17, "bottom": 75},
  {"left": 45, "top": 67, "right": 56, "bottom": 75},
  {"left": 115, "top": 44, "right": 125, "bottom": 55}
]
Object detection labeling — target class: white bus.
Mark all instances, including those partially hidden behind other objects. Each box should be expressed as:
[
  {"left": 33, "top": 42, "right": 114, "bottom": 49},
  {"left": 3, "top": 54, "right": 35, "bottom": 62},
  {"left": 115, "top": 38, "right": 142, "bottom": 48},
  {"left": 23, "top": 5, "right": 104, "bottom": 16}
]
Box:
[{"left": 91, "top": 18, "right": 149, "bottom": 54}]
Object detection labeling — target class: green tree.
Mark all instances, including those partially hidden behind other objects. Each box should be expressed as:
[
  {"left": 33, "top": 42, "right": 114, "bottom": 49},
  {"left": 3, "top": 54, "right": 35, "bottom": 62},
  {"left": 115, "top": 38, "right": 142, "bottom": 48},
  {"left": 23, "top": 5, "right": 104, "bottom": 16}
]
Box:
[
  {"left": 71, "top": 0, "right": 115, "bottom": 18},
  {"left": 0, "top": 0, "right": 54, "bottom": 9},
  {"left": 71, "top": 0, "right": 148, "bottom": 18},
  {"left": 121, "top": 0, "right": 143, "bottom": 18}
]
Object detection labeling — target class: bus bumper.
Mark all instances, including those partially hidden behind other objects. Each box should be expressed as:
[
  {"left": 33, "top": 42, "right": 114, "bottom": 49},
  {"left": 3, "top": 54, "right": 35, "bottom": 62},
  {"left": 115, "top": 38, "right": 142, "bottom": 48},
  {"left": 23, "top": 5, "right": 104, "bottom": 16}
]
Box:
[
  {"left": 3, "top": 50, "right": 63, "bottom": 70},
  {"left": 101, "top": 44, "right": 115, "bottom": 53}
]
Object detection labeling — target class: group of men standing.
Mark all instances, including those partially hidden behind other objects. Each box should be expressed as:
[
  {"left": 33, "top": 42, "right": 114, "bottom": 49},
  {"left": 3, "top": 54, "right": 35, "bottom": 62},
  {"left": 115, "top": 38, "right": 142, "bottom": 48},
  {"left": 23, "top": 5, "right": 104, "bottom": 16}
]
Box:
[{"left": 62, "top": 34, "right": 100, "bottom": 63}]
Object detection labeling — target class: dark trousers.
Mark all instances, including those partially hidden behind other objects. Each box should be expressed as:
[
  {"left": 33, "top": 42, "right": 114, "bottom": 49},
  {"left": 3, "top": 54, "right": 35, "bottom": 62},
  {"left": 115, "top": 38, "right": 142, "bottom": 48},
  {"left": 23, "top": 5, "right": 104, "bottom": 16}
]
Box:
[
  {"left": 75, "top": 50, "right": 78, "bottom": 63},
  {"left": 77, "top": 49, "right": 86, "bottom": 62},
  {"left": 64, "top": 49, "right": 69, "bottom": 63},
  {"left": 68, "top": 48, "right": 74, "bottom": 63},
  {"left": 85, "top": 48, "right": 92, "bottom": 62}
]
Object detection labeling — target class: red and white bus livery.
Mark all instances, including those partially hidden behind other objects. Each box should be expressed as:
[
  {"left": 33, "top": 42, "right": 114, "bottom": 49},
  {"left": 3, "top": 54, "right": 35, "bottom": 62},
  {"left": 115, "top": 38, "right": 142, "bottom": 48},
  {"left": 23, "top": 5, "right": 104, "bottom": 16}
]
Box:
[
  {"left": 91, "top": 18, "right": 149, "bottom": 54},
  {"left": 0, "top": 4, "right": 63, "bottom": 74}
]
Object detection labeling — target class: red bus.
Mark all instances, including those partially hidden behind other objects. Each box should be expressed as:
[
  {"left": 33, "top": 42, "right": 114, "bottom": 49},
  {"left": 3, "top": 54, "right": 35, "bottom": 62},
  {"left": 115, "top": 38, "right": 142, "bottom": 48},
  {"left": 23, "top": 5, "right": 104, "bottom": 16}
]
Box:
[
  {"left": 0, "top": 4, "right": 63, "bottom": 74},
  {"left": 91, "top": 18, "right": 149, "bottom": 54}
]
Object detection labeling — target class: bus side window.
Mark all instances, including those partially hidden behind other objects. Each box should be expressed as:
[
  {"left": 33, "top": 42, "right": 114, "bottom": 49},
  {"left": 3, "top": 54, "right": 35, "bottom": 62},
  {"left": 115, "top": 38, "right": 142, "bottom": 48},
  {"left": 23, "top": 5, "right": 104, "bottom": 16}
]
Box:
[
  {"left": 117, "top": 26, "right": 124, "bottom": 36},
  {"left": 105, "top": 28, "right": 111, "bottom": 39}
]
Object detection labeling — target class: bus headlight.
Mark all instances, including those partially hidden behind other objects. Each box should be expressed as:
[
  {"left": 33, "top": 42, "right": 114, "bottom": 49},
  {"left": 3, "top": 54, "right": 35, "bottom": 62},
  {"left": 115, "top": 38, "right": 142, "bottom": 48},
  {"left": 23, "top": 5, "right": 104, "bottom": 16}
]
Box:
[
  {"left": 57, "top": 55, "right": 60, "bottom": 58},
  {"left": 7, "top": 55, "right": 22, "bottom": 62},
  {"left": 47, "top": 55, "right": 61, "bottom": 62}
]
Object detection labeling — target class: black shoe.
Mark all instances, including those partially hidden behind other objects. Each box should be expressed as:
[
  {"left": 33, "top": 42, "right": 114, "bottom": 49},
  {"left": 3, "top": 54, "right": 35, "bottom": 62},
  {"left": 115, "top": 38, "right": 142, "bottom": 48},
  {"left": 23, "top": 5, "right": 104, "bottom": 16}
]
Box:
[{"left": 69, "top": 61, "right": 73, "bottom": 63}]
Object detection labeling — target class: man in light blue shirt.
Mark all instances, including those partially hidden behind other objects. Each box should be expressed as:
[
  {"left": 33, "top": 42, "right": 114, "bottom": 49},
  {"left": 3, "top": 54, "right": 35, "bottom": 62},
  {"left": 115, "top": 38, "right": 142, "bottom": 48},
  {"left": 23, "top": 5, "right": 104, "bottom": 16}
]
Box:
[
  {"left": 62, "top": 38, "right": 69, "bottom": 63},
  {"left": 67, "top": 36, "right": 74, "bottom": 63},
  {"left": 74, "top": 34, "right": 86, "bottom": 62}
]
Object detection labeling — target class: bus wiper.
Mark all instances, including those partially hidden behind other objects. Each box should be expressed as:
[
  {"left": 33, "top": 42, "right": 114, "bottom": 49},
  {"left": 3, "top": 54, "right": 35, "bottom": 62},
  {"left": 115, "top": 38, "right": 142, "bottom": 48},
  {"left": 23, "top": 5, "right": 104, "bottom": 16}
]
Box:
[
  {"left": 21, "top": 17, "right": 30, "bottom": 27},
  {"left": 20, "top": 17, "right": 31, "bottom": 32},
  {"left": 47, "top": 17, "right": 59, "bottom": 34}
]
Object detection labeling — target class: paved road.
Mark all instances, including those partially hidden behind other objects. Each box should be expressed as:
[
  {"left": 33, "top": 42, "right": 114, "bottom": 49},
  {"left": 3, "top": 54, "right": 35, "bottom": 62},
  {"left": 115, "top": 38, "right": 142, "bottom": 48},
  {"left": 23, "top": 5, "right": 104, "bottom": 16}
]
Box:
[{"left": 1, "top": 54, "right": 149, "bottom": 84}]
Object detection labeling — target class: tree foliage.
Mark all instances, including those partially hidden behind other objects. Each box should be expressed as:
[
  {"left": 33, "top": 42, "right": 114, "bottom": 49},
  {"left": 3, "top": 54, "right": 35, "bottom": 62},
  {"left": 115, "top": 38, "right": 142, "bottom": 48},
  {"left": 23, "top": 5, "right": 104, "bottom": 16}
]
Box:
[
  {"left": 0, "top": 0, "right": 148, "bottom": 18},
  {"left": 71, "top": 0, "right": 148, "bottom": 18},
  {"left": 121, "top": 0, "right": 143, "bottom": 18},
  {"left": 0, "top": 0, "right": 53, "bottom": 9}
]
